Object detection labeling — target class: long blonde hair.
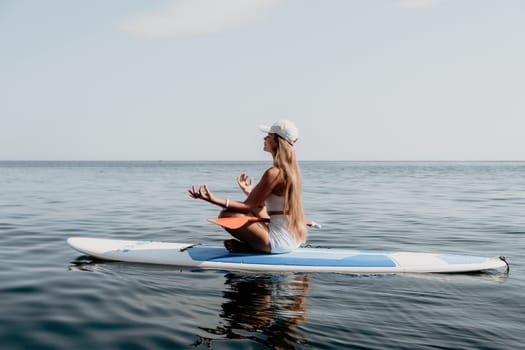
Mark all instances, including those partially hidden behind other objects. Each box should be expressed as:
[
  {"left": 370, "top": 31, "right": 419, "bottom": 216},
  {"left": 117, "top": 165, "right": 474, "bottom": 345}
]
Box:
[{"left": 273, "top": 136, "right": 307, "bottom": 242}]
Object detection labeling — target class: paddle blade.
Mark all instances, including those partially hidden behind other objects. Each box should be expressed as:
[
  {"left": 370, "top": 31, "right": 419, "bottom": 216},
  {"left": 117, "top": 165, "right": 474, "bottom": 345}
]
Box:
[
  {"left": 209, "top": 217, "right": 322, "bottom": 230},
  {"left": 208, "top": 216, "right": 263, "bottom": 229}
]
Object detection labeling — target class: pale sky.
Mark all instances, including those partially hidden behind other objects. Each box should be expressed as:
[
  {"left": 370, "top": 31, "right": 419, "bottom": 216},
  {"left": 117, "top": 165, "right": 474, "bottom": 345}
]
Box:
[{"left": 1, "top": 0, "right": 524, "bottom": 161}]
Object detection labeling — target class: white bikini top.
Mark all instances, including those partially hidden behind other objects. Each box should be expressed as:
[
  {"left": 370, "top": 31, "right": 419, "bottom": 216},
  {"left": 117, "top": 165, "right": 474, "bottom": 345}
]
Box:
[{"left": 265, "top": 193, "right": 285, "bottom": 212}]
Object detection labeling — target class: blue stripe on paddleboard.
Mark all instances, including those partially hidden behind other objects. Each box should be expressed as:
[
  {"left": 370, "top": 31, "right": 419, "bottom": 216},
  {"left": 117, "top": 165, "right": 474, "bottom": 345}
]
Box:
[{"left": 187, "top": 246, "right": 396, "bottom": 267}]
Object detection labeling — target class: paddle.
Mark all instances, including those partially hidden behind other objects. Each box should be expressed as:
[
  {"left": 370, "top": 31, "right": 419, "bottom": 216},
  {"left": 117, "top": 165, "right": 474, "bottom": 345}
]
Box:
[{"left": 208, "top": 216, "right": 321, "bottom": 230}]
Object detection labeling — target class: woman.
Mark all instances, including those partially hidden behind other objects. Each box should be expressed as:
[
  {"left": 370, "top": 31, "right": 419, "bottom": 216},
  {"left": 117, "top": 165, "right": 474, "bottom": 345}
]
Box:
[{"left": 189, "top": 120, "right": 306, "bottom": 253}]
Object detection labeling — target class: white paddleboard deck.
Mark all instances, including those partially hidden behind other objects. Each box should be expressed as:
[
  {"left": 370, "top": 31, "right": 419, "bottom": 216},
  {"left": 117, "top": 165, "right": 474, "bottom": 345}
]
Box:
[{"left": 67, "top": 237, "right": 508, "bottom": 274}]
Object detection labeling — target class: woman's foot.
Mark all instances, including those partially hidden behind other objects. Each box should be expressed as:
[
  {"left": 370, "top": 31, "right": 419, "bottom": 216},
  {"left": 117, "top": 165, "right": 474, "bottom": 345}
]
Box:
[{"left": 224, "top": 239, "right": 254, "bottom": 253}]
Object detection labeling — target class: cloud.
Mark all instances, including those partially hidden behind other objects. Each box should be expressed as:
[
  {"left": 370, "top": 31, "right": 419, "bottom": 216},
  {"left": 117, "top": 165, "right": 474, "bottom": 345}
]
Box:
[
  {"left": 122, "top": 0, "right": 279, "bottom": 38},
  {"left": 399, "top": 0, "right": 442, "bottom": 9}
]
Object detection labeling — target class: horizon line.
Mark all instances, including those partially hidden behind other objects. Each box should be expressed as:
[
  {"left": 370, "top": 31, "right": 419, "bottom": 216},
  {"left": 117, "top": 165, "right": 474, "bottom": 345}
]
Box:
[{"left": 1, "top": 159, "right": 524, "bottom": 163}]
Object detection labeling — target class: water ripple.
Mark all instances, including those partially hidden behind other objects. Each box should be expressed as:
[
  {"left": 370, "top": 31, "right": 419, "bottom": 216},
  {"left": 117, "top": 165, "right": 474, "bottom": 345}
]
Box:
[{"left": 1, "top": 161, "right": 524, "bottom": 349}]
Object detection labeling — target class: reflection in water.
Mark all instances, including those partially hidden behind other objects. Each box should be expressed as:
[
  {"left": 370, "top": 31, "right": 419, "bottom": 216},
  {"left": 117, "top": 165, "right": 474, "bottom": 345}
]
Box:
[
  {"left": 69, "top": 256, "right": 102, "bottom": 272},
  {"left": 197, "top": 273, "right": 309, "bottom": 349}
]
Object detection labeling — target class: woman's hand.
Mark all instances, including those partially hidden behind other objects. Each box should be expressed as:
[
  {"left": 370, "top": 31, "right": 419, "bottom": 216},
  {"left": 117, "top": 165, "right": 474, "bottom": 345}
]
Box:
[
  {"left": 188, "top": 184, "right": 216, "bottom": 204},
  {"left": 237, "top": 173, "right": 253, "bottom": 195}
]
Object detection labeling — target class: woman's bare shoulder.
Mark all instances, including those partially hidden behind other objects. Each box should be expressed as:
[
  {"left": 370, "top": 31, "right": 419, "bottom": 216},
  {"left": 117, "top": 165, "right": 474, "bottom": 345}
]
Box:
[
  {"left": 263, "top": 166, "right": 281, "bottom": 179},
  {"left": 261, "top": 166, "right": 284, "bottom": 194}
]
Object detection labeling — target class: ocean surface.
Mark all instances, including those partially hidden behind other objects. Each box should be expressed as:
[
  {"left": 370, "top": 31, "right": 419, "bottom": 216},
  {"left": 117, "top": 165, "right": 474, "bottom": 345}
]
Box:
[{"left": 1, "top": 161, "right": 524, "bottom": 350}]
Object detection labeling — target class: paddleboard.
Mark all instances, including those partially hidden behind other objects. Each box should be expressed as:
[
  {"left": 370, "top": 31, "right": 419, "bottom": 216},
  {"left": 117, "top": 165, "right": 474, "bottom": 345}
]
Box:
[{"left": 67, "top": 237, "right": 508, "bottom": 274}]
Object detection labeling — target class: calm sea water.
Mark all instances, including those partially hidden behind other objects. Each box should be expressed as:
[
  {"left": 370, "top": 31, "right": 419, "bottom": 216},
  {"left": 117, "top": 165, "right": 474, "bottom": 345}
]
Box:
[{"left": 1, "top": 161, "right": 524, "bottom": 349}]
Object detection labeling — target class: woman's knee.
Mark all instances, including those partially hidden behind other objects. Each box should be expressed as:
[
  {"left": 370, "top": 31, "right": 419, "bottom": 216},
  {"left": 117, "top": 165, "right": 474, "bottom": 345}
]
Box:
[{"left": 218, "top": 210, "right": 242, "bottom": 219}]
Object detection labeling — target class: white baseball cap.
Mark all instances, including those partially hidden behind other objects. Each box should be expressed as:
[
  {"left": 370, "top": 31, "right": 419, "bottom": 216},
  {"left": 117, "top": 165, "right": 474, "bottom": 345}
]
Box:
[{"left": 259, "top": 120, "right": 299, "bottom": 145}]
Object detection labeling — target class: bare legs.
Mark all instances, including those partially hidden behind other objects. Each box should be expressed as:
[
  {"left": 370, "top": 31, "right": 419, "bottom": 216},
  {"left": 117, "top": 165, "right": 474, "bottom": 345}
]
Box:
[{"left": 218, "top": 210, "right": 271, "bottom": 253}]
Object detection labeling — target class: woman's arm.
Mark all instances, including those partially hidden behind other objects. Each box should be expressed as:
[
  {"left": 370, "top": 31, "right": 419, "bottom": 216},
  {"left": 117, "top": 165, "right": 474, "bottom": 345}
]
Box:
[
  {"left": 241, "top": 167, "right": 280, "bottom": 212},
  {"left": 237, "top": 173, "right": 253, "bottom": 196},
  {"left": 189, "top": 167, "right": 281, "bottom": 213}
]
